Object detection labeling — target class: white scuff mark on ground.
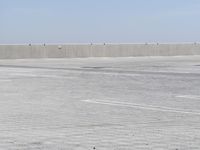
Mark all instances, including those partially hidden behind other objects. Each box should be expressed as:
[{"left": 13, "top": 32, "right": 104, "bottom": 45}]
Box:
[
  {"left": 82, "top": 99, "right": 200, "bottom": 115},
  {"left": 176, "top": 95, "right": 200, "bottom": 100}
]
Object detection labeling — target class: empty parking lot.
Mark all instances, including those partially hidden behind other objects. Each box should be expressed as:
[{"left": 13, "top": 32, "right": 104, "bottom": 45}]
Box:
[{"left": 0, "top": 56, "right": 200, "bottom": 150}]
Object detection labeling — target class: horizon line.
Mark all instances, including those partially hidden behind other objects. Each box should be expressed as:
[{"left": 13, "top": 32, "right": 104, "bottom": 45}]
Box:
[{"left": 0, "top": 42, "right": 200, "bottom": 46}]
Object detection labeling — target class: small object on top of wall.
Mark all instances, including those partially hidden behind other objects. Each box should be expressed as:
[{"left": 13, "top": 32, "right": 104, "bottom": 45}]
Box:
[{"left": 58, "top": 45, "right": 62, "bottom": 49}]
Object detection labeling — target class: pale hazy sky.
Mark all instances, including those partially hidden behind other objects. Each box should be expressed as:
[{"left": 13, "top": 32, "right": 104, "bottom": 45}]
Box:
[{"left": 0, "top": 0, "right": 200, "bottom": 44}]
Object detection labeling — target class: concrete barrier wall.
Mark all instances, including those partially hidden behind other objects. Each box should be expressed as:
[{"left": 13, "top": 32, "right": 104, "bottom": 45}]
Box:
[{"left": 0, "top": 44, "right": 200, "bottom": 59}]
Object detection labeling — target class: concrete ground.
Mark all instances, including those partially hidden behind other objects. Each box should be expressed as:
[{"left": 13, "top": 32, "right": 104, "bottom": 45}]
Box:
[{"left": 0, "top": 56, "right": 200, "bottom": 150}]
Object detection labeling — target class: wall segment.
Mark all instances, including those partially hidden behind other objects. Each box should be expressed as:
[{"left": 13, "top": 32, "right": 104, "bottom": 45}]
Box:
[{"left": 0, "top": 44, "right": 200, "bottom": 59}]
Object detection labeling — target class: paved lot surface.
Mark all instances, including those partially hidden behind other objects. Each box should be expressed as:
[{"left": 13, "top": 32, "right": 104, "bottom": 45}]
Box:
[{"left": 0, "top": 56, "right": 200, "bottom": 150}]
